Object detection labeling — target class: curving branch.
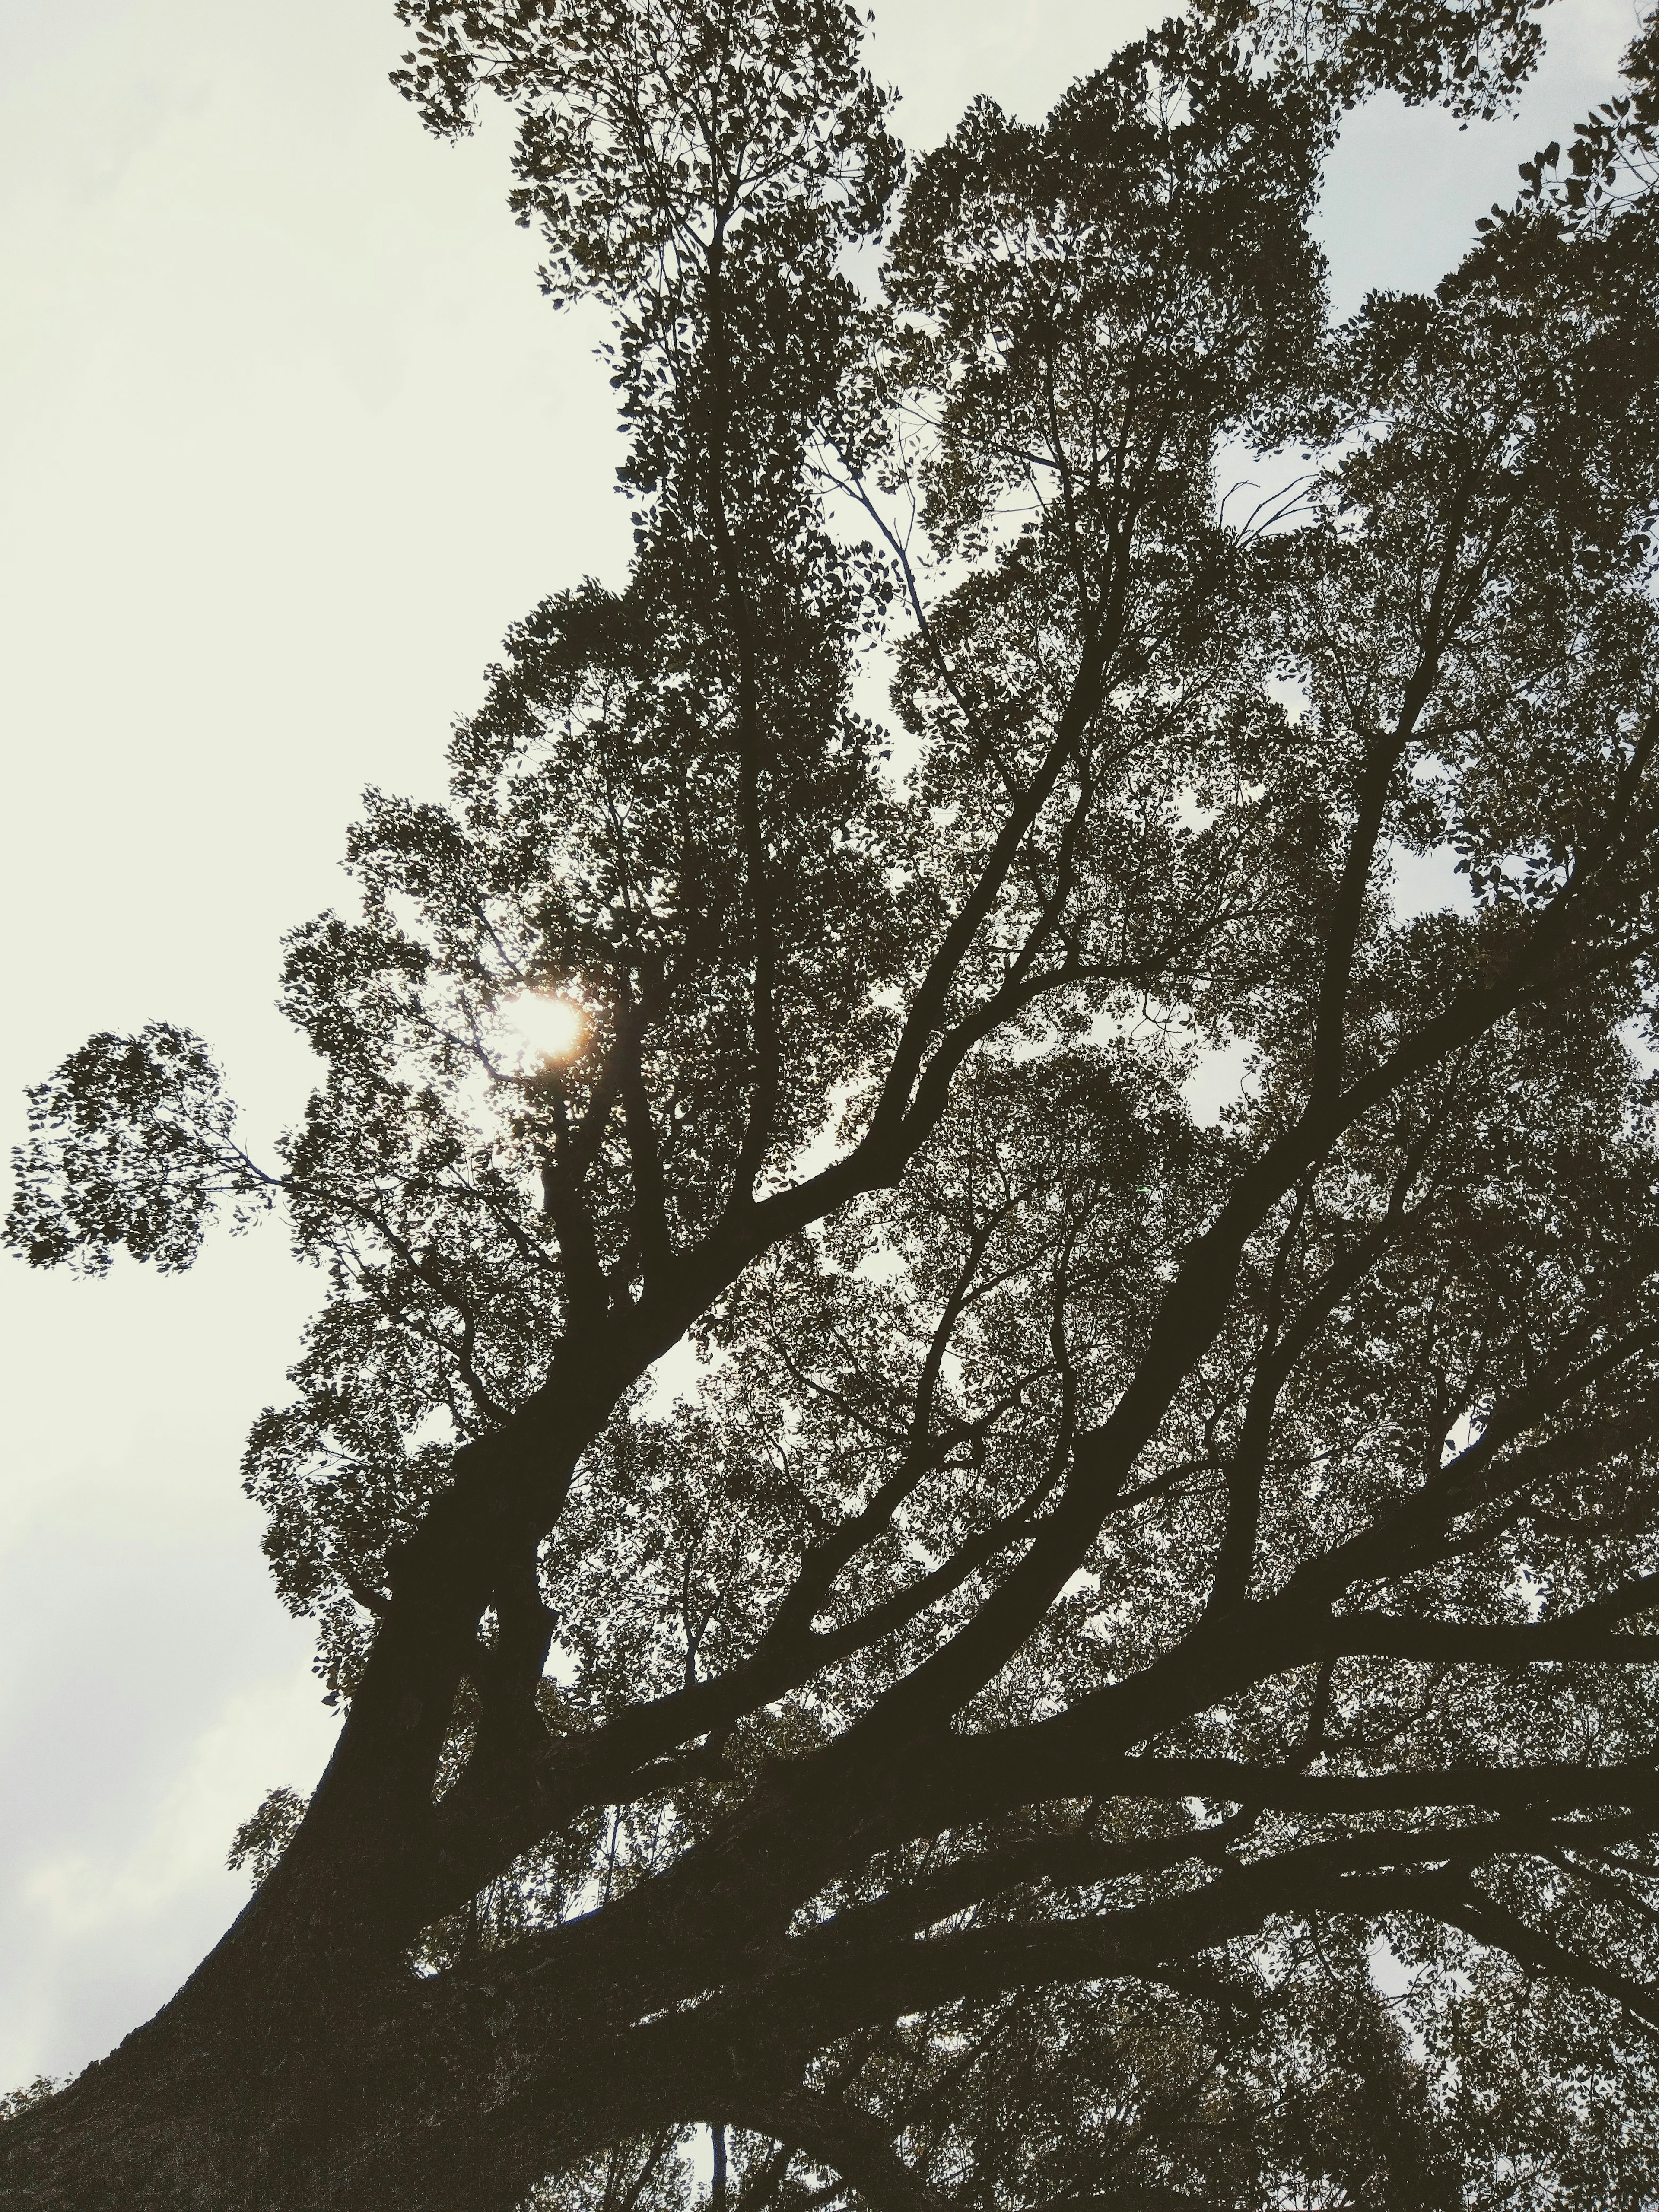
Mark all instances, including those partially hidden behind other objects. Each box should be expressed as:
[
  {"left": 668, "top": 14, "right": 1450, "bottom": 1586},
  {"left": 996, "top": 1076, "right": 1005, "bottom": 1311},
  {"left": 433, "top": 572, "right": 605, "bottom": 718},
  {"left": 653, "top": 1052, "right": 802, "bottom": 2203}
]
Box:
[{"left": 715, "top": 2093, "right": 948, "bottom": 2212}]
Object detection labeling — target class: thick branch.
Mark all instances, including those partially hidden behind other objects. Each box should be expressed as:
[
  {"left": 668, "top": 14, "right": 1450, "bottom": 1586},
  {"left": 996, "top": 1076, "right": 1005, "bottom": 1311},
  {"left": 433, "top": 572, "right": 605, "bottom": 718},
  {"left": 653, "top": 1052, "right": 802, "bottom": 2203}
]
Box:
[{"left": 716, "top": 2093, "right": 948, "bottom": 2212}]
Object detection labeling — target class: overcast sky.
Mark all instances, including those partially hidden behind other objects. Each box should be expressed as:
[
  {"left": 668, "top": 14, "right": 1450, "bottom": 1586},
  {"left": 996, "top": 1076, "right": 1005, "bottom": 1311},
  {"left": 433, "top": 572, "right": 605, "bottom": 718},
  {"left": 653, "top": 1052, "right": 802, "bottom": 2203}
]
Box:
[{"left": 0, "top": 0, "right": 1644, "bottom": 2092}]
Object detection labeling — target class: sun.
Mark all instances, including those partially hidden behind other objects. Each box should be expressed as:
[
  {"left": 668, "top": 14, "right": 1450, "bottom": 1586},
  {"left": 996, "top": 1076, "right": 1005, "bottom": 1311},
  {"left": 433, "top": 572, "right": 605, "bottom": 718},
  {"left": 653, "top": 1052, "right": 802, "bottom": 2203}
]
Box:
[{"left": 499, "top": 990, "right": 587, "bottom": 1066}]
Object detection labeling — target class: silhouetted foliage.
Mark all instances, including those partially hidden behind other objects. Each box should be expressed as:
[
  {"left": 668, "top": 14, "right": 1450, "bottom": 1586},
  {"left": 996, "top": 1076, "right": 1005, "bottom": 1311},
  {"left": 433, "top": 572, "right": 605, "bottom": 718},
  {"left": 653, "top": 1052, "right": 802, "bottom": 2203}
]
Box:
[{"left": 8, "top": 1, "right": 1659, "bottom": 2206}]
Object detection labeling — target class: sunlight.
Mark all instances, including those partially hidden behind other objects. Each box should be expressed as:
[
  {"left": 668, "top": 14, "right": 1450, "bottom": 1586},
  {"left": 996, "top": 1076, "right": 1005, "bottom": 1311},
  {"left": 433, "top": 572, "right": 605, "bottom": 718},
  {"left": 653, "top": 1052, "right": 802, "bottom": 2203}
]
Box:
[{"left": 499, "top": 990, "right": 587, "bottom": 1066}]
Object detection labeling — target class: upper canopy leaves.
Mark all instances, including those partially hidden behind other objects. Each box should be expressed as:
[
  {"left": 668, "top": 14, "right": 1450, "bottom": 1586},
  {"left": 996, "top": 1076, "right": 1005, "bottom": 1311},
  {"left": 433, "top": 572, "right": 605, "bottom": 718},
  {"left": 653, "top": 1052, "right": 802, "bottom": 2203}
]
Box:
[{"left": 1200, "top": 0, "right": 1560, "bottom": 120}]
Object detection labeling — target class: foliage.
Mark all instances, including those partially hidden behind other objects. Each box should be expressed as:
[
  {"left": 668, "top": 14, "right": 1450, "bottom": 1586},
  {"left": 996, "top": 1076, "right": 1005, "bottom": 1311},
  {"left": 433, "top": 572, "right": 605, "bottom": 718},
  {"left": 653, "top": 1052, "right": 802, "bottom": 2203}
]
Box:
[
  {"left": 1519, "top": 6, "right": 1659, "bottom": 216},
  {"left": 1201, "top": 0, "right": 1559, "bottom": 119},
  {"left": 227, "top": 1786, "right": 312, "bottom": 1886},
  {"left": 0, "top": 2079, "right": 66, "bottom": 2130},
  {"left": 6, "top": 1023, "right": 267, "bottom": 1274}
]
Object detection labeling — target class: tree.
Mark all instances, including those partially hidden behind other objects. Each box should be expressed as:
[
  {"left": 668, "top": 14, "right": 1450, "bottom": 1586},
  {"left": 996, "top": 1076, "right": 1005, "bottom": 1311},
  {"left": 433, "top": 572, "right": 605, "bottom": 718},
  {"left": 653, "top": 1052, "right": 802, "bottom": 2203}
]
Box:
[{"left": 6, "top": 0, "right": 1659, "bottom": 2204}]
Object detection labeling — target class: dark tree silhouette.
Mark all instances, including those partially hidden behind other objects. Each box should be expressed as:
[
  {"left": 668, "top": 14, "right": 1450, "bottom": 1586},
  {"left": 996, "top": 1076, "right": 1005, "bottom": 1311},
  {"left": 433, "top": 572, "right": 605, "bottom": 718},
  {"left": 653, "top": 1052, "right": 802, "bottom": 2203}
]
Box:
[{"left": 7, "top": 1, "right": 1659, "bottom": 2205}]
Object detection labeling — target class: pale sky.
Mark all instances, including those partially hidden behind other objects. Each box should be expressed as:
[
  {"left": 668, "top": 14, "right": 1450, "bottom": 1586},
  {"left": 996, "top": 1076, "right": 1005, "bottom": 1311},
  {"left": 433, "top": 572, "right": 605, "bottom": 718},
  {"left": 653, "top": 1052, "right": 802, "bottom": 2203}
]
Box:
[{"left": 0, "top": 0, "right": 1644, "bottom": 2091}]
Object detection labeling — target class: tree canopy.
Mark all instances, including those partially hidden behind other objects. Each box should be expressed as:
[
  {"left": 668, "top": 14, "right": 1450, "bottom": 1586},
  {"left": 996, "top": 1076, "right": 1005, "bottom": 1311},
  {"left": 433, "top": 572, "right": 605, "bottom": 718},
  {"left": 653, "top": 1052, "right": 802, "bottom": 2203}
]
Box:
[{"left": 7, "top": 2, "right": 1659, "bottom": 2207}]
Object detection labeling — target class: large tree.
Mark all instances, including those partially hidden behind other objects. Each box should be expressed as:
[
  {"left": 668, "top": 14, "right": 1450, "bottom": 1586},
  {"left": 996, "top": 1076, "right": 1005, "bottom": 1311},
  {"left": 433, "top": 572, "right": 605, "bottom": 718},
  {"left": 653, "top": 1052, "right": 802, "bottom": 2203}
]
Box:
[{"left": 7, "top": 0, "right": 1659, "bottom": 2204}]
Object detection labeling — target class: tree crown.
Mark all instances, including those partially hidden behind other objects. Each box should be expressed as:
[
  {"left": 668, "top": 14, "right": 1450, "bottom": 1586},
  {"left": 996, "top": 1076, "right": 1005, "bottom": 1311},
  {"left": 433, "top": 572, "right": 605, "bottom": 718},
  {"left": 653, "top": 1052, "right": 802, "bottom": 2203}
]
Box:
[{"left": 10, "top": 3, "right": 1659, "bottom": 2208}]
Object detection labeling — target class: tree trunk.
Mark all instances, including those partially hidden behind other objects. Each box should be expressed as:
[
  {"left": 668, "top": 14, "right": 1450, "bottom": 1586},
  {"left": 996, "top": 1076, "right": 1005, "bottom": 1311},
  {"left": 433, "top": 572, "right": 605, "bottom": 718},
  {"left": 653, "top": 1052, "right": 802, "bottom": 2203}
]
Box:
[
  {"left": 0, "top": 1842, "right": 759, "bottom": 2212},
  {"left": 0, "top": 1949, "right": 591, "bottom": 2212}
]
